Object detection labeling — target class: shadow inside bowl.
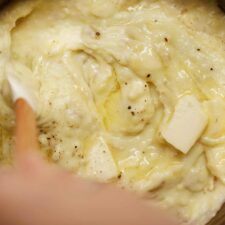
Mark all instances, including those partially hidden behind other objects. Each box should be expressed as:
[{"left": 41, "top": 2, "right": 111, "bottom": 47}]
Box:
[{"left": 207, "top": 204, "right": 225, "bottom": 225}]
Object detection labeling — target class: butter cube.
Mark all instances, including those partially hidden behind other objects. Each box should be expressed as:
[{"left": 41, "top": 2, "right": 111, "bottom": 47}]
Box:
[
  {"left": 162, "top": 95, "right": 208, "bottom": 154},
  {"left": 86, "top": 137, "right": 118, "bottom": 181}
]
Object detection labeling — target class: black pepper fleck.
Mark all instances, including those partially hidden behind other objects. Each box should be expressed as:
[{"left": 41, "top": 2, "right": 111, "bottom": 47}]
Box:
[
  {"left": 197, "top": 48, "right": 201, "bottom": 51},
  {"left": 128, "top": 106, "right": 132, "bottom": 110},
  {"left": 210, "top": 68, "right": 214, "bottom": 71},
  {"left": 95, "top": 32, "right": 101, "bottom": 39},
  {"left": 131, "top": 112, "right": 135, "bottom": 116},
  {"left": 118, "top": 173, "right": 122, "bottom": 179},
  {"left": 164, "top": 37, "right": 168, "bottom": 42},
  {"left": 146, "top": 74, "right": 151, "bottom": 78}
]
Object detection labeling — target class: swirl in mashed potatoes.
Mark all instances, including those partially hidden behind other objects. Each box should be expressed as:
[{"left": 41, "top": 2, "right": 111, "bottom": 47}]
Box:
[{"left": 0, "top": 0, "right": 225, "bottom": 224}]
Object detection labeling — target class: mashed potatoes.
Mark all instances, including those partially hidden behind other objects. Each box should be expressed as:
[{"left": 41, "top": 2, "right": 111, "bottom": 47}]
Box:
[{"left": 0, "top": 0, "right": 225, "bottom": 224}]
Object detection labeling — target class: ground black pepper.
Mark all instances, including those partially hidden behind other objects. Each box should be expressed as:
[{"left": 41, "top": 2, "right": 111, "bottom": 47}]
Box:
[{"left": 95, "top": 32, "right": 101, "bottom": 39}]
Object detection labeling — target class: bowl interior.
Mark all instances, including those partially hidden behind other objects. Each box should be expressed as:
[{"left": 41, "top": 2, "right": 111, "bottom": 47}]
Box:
[{"left": 207, "top": 204, "right": 225, "bottom": 225}]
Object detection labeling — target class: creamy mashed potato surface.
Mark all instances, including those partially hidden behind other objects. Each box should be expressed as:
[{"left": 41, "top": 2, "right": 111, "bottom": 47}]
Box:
[{"left": 0, "top": 0, "right": 225, "bottom": 224}]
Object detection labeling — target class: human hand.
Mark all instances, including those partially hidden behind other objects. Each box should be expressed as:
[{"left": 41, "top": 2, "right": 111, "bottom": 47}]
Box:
[
  {"left": 0, "top": 152, "right": 177, "bottom": 225},
  {"left": 0, "top": 100, "right": 177, "bottom": 225}
]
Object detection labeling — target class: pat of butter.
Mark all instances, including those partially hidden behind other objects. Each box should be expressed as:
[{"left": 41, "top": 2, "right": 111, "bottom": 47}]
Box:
[
  {"left": 162, "top": 95, "right": 208, "bottom": 154},
  {"left": 86, "top": 137, "right": 118, "bottom": 181}
]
